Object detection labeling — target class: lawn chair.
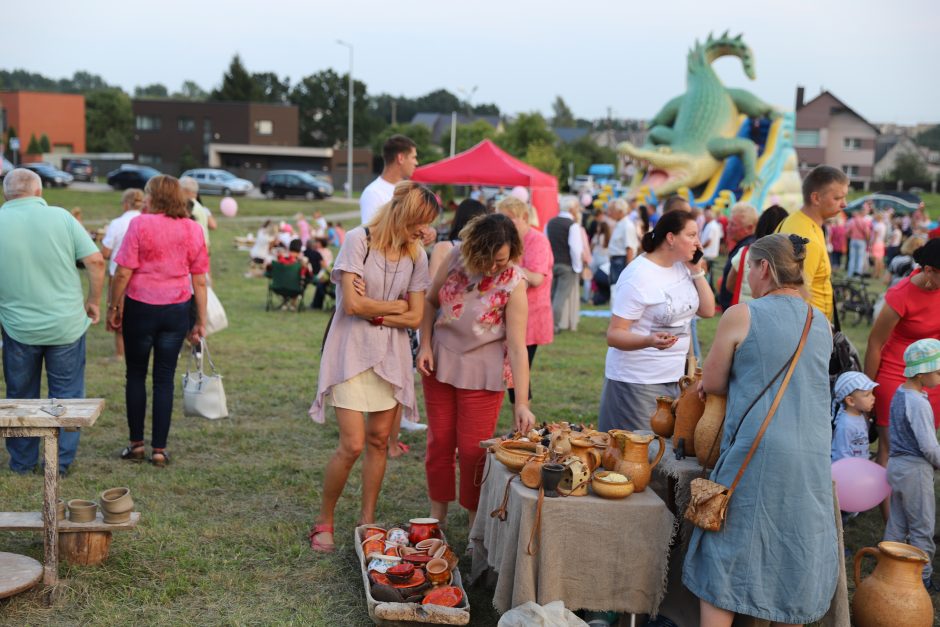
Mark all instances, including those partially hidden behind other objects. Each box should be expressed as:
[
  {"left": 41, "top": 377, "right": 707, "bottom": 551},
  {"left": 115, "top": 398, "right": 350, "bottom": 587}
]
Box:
[{"left": 265, "top": 259, "right": 308, "bottom": 312}]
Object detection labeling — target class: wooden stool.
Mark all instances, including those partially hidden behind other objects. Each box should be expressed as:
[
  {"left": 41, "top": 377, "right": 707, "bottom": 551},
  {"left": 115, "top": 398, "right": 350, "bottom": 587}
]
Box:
[
  {"left": 0, "top": 552, "right": 43, "bottom": 599},
  {"left": 0, "top": 512, "right": 140, "bottom": 566}
]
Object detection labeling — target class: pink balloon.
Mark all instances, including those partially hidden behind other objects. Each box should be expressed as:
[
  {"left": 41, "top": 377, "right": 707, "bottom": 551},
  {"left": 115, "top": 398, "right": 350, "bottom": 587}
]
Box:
[
  {"left": 510, "top": 186, "right": 529, "bottom": 202},
  {"left": 831, "top": 457, "right": 891, "bottom": 513},
  {"left": 220, "top": 197, "right": 238, "bottom": 217}
]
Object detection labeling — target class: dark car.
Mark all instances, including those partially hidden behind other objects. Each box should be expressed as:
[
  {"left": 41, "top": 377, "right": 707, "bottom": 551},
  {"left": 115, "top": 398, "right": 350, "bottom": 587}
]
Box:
[
  {"left": 107, "top": 164, "right": 161, "bottom": 190},
  {"left": 64, "top": 158, "right": 94, "bottom": 182},
  {"left": 24, "top": 163, "right": 73, "bottom": 187},
  {"left": 260, "top": 170, "right": 333, "bottom": 200}
]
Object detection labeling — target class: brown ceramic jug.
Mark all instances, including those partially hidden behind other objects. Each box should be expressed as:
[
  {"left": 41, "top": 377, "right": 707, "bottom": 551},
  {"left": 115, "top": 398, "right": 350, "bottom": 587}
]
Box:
[
  {"left": 694, "top": 394, "right": 726, "bottom": 469},
  {"left": 569, "top": 437, "right": 602, "bottom": 473},
  {"left": 673, "top": 368, "right": 705, "bottom": 456},
  {"left": 852, "top": 541, "right": 934, "bottom": 627},
  {"left": 612, "top": 431, "right": 665, "bottom": 492},
  {"left": 601, "top": 430, "right": 627, "bottom": 470},
  {"left": 649, "top": 396, "right": 676, "bottom": 438}
]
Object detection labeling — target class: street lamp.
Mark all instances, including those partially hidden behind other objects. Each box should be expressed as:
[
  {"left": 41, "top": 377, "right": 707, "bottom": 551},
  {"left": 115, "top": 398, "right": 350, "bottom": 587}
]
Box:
[
  {"left": 337, "top": 39, "right": 354, "bottom": 199},
  {"left": 458, "top": 86, "right": 478, "bottom": 117}
]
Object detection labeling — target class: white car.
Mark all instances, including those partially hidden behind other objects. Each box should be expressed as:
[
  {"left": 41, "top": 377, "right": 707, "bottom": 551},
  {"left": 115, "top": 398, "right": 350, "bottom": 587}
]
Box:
[{"left": 181, "top": 168, "right": 253, "bottom": 196}]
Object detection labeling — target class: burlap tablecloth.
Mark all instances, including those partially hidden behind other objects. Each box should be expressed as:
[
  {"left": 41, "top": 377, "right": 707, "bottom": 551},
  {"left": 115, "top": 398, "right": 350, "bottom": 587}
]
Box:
[
  {"left": 651, "top": 440, "right": 850, "bottom": 627},
  {"left": 470, "top": 454, "right": 675, "bottom": 616}
]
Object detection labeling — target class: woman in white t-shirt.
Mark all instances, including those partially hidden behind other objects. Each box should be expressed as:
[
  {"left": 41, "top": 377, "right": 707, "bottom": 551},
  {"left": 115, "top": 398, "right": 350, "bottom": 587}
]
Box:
[{"left": 599, "top": 209, "right": 716, "bottom": 431}]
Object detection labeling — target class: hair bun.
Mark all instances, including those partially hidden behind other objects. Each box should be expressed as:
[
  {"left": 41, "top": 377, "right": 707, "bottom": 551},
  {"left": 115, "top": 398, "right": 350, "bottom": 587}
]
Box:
[{"left": 788, "top": 234, "right": 809, "bottom": 259}]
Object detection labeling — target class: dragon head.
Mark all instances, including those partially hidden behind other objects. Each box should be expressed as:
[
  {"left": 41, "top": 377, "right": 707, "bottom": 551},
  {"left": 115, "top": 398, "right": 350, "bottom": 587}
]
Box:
[
  {"left": 618, "top": 141, "right": 710, "bottom": 197},
  {"left": 688, "top": 31, "right": 755, "bottom": 80}
]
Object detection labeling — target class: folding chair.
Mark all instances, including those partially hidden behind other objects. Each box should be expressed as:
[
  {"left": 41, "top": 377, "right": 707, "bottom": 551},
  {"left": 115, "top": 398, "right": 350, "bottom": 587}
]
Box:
[{"left": 265, "top": 259, "right": 308, "bottom": 312}]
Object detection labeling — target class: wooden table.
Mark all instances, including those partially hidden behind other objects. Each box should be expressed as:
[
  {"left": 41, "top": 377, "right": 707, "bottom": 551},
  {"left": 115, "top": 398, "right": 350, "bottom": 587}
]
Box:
[{"left": 0, "top": 399, "right": 105, "bottom": 589}]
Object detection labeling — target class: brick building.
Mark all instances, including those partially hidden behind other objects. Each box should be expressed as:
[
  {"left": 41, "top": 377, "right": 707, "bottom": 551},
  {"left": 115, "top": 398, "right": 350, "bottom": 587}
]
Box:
[{"left": 0, "top": 91, "right": 86, "bottom": 161}]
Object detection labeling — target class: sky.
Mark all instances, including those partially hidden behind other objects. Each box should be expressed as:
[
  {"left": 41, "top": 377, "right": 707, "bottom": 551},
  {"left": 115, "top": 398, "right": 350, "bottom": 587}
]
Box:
[{"left": 7, "top": 0, "right": 939, "bottom": 125}]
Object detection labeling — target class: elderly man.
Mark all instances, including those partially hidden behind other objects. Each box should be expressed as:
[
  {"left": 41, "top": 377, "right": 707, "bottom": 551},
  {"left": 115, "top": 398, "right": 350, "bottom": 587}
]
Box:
[
  {"left": 607, "top": 198, "right": 640, "bottom": 285},
  {"left": 546, "top": 196, "right": 585, "bottom": 332},
  {"left": 717, "top": 202, "right": 759, "bottom": 310},
  {"left": 179, "top": 175, "right": 216, "bottom": 251},
  {"left": 0, "top": 169, "right": 105, "bottom": 475}
]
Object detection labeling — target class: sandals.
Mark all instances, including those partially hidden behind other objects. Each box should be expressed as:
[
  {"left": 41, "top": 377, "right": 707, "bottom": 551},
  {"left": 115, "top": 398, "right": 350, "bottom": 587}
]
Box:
[
  {"left": 150, "top": 449, "right": 170, "bottom": 467},
  {"left": 120, "top": 442, "right": 146, "bottom": 462},
  {"left": 309, "top": 523, "right": 335, "bottom": 553}
]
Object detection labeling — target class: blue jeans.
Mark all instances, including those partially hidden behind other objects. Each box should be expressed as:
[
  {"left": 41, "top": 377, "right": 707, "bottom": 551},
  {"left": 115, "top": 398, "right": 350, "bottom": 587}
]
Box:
[
  {"left": 122, "top": 297, "right": 191, "bottom": 449},
  {"left": 3, "top": 329, "right": 86, "bottom": 474},
  {"left": 848, "top": 239, "right": 867, "bottom": 277}
]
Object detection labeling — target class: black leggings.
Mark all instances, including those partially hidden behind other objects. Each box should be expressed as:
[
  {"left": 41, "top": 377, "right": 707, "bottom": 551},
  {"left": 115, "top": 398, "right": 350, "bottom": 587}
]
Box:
[{"left": 507, "top": 344, "right": 538, "bottom": 405}]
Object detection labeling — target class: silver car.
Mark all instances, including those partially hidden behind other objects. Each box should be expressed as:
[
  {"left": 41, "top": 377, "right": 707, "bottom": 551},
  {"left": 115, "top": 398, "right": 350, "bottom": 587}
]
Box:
[{"left": 181, "top": 168, "right": 253, "bottom": 196}]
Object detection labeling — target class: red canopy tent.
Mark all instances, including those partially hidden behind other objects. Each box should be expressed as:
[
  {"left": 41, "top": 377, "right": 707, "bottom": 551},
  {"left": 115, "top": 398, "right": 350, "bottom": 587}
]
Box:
[{"left": 411, "top": 139, "right": 559, "bottom": 228}]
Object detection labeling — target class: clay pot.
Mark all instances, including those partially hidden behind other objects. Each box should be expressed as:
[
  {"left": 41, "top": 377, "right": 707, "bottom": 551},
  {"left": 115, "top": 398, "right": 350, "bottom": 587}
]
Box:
[
  {"left": 612, "top": 431, "right": 665, "bottom": 492},
  {"left": 520, "top": 457, "right": 544, "bottom": 489},
  {"left": 541, "top": 463, "right": 564, "bottom": 498},
  {"left": 100, "top": 487, "right": 134, "bottom": 524},
  {"left": 673, "top": 368, "right": 705, "bottom": 456},
  {"left": 694, "top": 394, "right": 726, "bottom": 469},
  {"left": 67, "top": 499, "right": 97, "bottom": 523},
  {"left": 425, "top": 558, "right": 451, "bottom": 586},
  {"left": 569, "top": 437, "right": 602, "bottom": 473},
  {"left": 362, "top": 534, "right": 385, "bottom": 557},
  {"left": 362, "top": 526, "right": 386, "bottom": 541},
  {"left": 852, "top": 541, "right": 933, "bottom": 627},
  {"left": 601, "top": 430, "right": 629, "bottom": 470},
  {"left": 649, "top": 396, "right": 676, "bottom": 438},
  {"left": 55, "top": 498, "right": 66, "bottom": 520},
  {"left": 408, "top": 518, "right": 440, "bottom": 545}
]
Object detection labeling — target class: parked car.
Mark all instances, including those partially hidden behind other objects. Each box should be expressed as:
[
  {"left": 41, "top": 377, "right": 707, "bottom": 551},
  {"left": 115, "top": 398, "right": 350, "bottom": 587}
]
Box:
[
  {"left": 64, "top": 158, "right": 94, "bottom": 182},
  {"left": 180, "top": 168, "right": 253, "bottom": 196},
  {"left": 260, "top": 170, "right": 333, "bottom": 200},
  {"left": 107, "top": 164, "right": 161, "bottom": 190},
  {"left": 24, "top": 163, "right": 73, "bottom": 187}
]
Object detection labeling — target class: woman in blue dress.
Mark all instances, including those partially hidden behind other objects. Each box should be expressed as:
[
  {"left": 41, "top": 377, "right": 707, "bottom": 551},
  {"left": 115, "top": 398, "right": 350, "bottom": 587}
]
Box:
[{"left": 683, "top": 233, "right": 839, "bottom": 626}]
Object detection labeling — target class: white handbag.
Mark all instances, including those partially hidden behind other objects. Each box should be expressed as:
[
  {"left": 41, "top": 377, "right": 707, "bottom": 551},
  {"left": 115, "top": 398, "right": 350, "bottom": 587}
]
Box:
[
  {"left": 182, "top": 339, "right": 228, "bottom": 420},
  {"left": 205, "top": 286, "right": 228, "bottom": 335}
]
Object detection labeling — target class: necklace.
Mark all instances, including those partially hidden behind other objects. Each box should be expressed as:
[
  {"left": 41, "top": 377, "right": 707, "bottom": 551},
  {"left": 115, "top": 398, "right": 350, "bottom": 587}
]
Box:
[
  {"left": 764, "top": 287, "right": 801, "bottom": 298},
  {"left": 381, "top": 250, "right": 403, "bottom": 302}
]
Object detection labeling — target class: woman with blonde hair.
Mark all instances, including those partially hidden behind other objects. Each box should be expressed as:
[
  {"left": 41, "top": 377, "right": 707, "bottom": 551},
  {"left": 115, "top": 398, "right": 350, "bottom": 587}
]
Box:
[
  {"left": 497, "top": 196, "right": 553, "bottom": 404},
  {"left": 309, "top": 181, "right": 439, "bottom": 552},
  {"left": 684, "top": 233, "right": 837, "bottom": 626},
  {"left": 102, "top": 188, "right": 145, "bottom": 358},
  {"left": 419, "top": 213, "right": 536, "bottom": 530}
]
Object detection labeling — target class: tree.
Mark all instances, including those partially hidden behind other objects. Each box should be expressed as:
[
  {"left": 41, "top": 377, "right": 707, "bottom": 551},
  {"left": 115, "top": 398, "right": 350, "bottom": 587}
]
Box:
[
  {"left": 472, "top": 103, "right": 500, "bottom": 116},
  {"left": 415, "top": 89, "right": 462, "bottom": 114},
  {"left": 916, "top": 125, "right": 940, "bottom": 152},
  {"left": 440, "top": 119, "right": 497, "bottom": 153},
  {"left": 551, "top": 96, "right": 576, "bottom": 127},
  {"left": 372, "top": 123, "right": 440, "bottom": 165},
  {"left": 173, "top": 80, "right": 209, "bottom": 101},
  {"left": 85, "top": 89, "right": 133, "bottom": 152},
  {"left": 212, "top": 54, "right": 259, "bottom": 101},
  {"left": 289, "top": 69, "right": 380, "bottom": 147},
  {"left": 134, "top": 83, "right": 169, "bottom": 98},
  {"left": 497, "top": 112, "right": 556, "bottom": 158},
  {"left": 26, "top": 133, "right": 42, "bottom": 155},
  {"left": 252, "top": 72, "right": 291, "bottom": 104},
  {"left": 39, "top": 133, "right": 51, "bottom": 153},
  {"left": 558, "top": 135, "right": 618, "bottom": 180},
  {"left": 523, "top": 142, "right": 561, "bottom": 177},
  {"left": 889, "top": 150, "right": 929, "bottom": 182}
]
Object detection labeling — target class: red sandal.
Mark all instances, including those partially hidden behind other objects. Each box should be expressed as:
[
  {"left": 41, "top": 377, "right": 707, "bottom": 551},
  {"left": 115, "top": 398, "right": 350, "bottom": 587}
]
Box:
[{"left": 308, "top": 523, "right": 335, "bottom": 553}]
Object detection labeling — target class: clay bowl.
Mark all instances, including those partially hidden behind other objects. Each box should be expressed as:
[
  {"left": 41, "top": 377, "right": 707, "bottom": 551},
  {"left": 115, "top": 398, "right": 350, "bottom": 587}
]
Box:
[
  {"left": 103, "top": 509, "right": 132, "bottom": 524},
  {"left": 415, "top": 538, "right": 443, "bottom": 556},
  {"left": 362, "top": 534, "right": 385, "bottom": 557},
  {"left": 591, "top": 470, "right": 635, "bottom": 500},
  {"left": 493, "top": 440, "right": 547, "bottom": 473},
  {"left": 385, "top": 562, "right": 416, "bottom": 585},
  {"left": 67, "top": 499, "right": 97, "bottom": 523},
  {"left": 422, "top": 585, "right": 463, "bottom": 608},
  {"left": 403, "top": 554, "right": 433, "bottom": 567},
  {"left": 425, "top": 558, "right": 451, "bottom": 586},
  {"left": 99, "top": 487, "right": 133, "bottom": 514},
  {"left": 55, "top": 498, "right": 66, "bottom": 520},
  {"left": 362, "top": 526, "right": 386, "bottom": 541}
]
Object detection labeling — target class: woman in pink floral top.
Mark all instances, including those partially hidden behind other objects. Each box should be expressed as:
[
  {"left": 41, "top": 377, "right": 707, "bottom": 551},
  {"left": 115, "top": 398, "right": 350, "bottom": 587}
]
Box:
[{"left": 418, "top": 213, "right": 537, "bottom": 530}]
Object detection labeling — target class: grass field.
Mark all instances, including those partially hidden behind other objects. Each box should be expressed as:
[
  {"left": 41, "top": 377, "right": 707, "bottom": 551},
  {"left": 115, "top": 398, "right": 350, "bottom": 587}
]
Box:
[{"left": 0, "top": 193, "right": 938, "bottom": 625}]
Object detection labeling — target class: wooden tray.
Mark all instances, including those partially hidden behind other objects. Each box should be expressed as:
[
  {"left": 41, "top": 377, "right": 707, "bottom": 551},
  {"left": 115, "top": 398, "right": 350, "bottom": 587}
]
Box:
[{"left": 354, "top": 524, "right": 470, "bottom": 626}]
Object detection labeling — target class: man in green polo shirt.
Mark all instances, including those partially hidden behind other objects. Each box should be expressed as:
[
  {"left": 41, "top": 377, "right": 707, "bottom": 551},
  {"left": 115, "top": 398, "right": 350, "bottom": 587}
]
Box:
[{"left": 0, "top": 168, "right": 105, "bottom": 475}]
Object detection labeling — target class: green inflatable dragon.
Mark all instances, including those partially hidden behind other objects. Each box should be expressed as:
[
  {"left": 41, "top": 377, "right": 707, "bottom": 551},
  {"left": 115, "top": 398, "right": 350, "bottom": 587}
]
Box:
[{"left": 620, "top": 32, "right": 779, "bottom": 197}]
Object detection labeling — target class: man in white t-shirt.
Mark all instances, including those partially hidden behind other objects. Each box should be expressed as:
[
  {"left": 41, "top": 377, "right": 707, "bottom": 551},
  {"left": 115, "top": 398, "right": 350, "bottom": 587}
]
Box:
[
  {"left": 360, "top": 134, "right": 418, "bottom": 225},
  {"left": 700, "top": 207, "right": 723, "bottom": 287},
  {"left": 101, "top": 188, "right": 143, "bottom": 358},
  {"left": 607, "top": 198, "right": 639, "bottom": 285}
]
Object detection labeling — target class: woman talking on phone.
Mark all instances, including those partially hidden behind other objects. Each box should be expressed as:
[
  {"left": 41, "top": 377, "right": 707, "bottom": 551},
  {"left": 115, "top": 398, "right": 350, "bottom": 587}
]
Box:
[{"left": 598, "top": 209, "right": 715, "bottom": 431}]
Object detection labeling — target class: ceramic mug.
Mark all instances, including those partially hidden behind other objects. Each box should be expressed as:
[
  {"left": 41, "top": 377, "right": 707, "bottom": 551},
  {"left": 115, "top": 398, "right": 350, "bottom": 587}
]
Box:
[
  {"left": 386, "top": 527, "right": 409, "bottom": 546},
  {"left": 425, "top": 558, "right": 451, "bottom": 585}
]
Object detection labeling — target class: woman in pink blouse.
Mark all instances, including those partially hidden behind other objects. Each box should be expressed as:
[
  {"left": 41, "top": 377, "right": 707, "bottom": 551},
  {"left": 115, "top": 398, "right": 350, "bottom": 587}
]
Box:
[
  {"left": 497, "top": 196, "right": 554, "bottom": 404},
  {"left": 108, "top": 175, "right": 209, "bottom": 468},
  {"left": 308, "top": 182, "right": 439, "bottom": 553},
  {"left": 418, "top": 213, "right": 537, "bottom": 530}
]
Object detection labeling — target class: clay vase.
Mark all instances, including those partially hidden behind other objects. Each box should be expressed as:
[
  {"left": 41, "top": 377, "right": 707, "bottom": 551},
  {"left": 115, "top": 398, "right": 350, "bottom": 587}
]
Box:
[
  {"left": 601, "top": 430, "right": 628, "bottom": 470},
  {"left": 612, "top": 431, "right": 665, "bottom": 492},
  {"left": 694, "top": 394, "right": 727, "bottom": 469},
  {"left": 568, "top": 437, "right": 602, "bottom": 473},
  {"left": 649, "top": 396, "right": 676, "bottom": 438},
  {"left": 541, "top": 463, "right": 564, "bottom": 498},
  {"left": 852, "top": 541, "right": 933, "bottom": 627},
  {"left": 673, "top": 368, "right": 705, "bottom": 456}
]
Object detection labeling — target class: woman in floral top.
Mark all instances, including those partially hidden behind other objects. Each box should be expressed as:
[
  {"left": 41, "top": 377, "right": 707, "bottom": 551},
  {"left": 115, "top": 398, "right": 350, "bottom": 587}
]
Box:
[{"left": 418, "top": 213, "right": 537, "bottom": 529}]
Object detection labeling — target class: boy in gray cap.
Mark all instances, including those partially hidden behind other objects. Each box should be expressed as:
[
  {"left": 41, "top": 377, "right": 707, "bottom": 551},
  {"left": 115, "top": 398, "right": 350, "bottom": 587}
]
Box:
[{"left": 831, "top": 371, "right": 878, "bottom": 463}]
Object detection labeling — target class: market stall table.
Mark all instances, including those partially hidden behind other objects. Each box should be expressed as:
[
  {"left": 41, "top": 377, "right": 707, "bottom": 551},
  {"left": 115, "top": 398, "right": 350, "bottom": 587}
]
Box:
[
  {"left": 0, "top": 399, "right": 105, "bottom": 590},
  {"left": 470, "top": 452, "right": 675, "bottom": 617}
]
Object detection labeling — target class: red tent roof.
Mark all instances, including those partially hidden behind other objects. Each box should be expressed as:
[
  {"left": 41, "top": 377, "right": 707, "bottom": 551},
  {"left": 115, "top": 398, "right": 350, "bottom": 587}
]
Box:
[{"left": 411, "top": 139, "right": 559, "bottom": 226}]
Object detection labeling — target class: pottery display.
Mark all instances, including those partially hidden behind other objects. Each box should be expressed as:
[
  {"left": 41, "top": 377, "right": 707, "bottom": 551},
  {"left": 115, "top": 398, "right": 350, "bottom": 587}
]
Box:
[
  {"left": 649, "top": 396, "right": 676, "bottom": 438},
  {"left": 493, "top": 440, "right": 548, "bottom": 473},
  {"left": 407, "top": 518, "right": 440, "bottom": 545},
  {"left": 673, "top": 368, "right": 705, "bottom": 456},
  {"left": 100, "top": 487, "right": 134, "bottom": 524},
  {"left": 852, "top": 541, "right": 933, "bottom": 627},
  {"left": 591, "top": 470, "right": 635, "bottom": 500},
  {"left": 694, "top": 394, "right": 727, "bottom": 469},
  {"left": 67, "top": 499, "right": 97, "bottom": 523},
  {"left": 541, "top": 463, "right": 565, "bottom": 498},
  {"left": 558, "top": 457, "right": 591, "bottom": 497},
  {"left": 612, "top": 431, "right": 665, "bottom": 492},
  {"left": 568, "top": 437, "right": 602, "bottom": 473}
]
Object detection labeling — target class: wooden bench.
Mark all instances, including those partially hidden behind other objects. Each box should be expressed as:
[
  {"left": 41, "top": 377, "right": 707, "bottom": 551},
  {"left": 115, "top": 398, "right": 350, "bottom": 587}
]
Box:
[{"left": 0, "top": 512, "right": 141, "bottom": 566}]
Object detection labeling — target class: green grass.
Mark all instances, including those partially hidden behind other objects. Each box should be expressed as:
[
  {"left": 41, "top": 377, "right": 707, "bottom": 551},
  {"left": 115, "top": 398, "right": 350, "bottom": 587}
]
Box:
[{"left": 0, "top": 220, "right": 937, "bottom": 625}]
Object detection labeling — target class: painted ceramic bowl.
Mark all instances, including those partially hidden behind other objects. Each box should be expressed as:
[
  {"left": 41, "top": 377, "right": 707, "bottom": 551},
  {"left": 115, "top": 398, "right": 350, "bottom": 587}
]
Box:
[
  {"left": 422, "top": 585, "right": 463, "bottom": 607},
  {"left": 385, "top": 563, "right": 415, "bottom": 585}
]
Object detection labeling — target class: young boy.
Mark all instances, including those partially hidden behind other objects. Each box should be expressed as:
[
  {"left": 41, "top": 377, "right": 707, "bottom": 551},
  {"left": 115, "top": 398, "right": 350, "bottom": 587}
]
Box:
[
  {"left": 883, "top": 338, "right": 940, "bottom": 591},
  {"left": 831, "top": 371, "right": 878, "bottom": 462}
]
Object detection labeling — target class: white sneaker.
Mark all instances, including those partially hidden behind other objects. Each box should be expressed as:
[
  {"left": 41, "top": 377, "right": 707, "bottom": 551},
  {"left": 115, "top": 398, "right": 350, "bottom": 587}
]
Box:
[{"left": 400, "top": 418, "right": 427, "bottom": 432}]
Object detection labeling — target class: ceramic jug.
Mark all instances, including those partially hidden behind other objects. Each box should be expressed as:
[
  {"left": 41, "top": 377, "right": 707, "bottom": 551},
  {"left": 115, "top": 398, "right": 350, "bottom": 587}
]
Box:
[
  {"left": 569, "top": 437, "right": 602, "bottom": 473},
  {"left": 649, "top": 396, "right": 676, "bottom": 438},
  {"left": 612, "top": 431, "right": 665, "bottom": 492},
  {"left": 601, "top": 430, "right": 628, "bottom": 470},
  {"left": 852, "top": 541, "right": 933, "bottom": 627},
  {"left": 694, "top": 394, "right": 726, "bottom": 469},
  {"left": 673, "top": 368, "right": 705, "bottom": 456}
]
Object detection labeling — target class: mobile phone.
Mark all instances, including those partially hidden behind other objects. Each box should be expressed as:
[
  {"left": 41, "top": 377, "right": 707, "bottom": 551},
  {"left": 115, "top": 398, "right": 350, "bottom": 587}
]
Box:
[{"left": 691, "top": 248, "right": 704, "bottom": 264}]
